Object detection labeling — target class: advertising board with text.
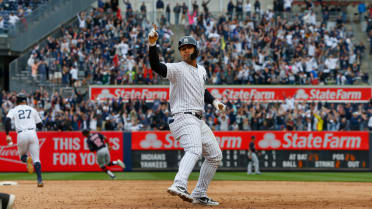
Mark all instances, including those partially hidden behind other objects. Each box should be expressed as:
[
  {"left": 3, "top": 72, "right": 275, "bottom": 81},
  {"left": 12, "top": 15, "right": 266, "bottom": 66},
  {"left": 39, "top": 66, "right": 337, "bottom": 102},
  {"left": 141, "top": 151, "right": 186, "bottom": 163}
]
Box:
[
  {"left": 131, "top": 131, "right": 369, "bottom": 151},
  {"left": 0, "top": 132, "right": 123, "bottom": 172},
  {"left": 131, "top": 131, "right": 370, "bottom": 171},
  {"left": 90, "top": 86, "right": 372, "bottom": 102}
]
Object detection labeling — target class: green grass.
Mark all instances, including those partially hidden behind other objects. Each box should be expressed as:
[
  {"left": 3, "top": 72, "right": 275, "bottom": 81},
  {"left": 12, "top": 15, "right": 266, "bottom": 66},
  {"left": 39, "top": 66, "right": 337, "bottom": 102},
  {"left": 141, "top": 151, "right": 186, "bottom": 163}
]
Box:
[{"left": 0, "top": 172, "right": 372, "bottom": 182}]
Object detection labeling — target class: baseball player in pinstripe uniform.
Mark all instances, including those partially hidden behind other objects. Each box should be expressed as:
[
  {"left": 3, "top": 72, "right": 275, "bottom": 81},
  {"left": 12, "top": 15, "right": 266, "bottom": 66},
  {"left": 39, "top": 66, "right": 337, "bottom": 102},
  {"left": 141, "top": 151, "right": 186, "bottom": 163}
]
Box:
[
  {"left": 148, "top": 25, "right": 226, "bottom": 206},
  {"left": 5, "top": 93, "right": 44, "bottom": 187}
]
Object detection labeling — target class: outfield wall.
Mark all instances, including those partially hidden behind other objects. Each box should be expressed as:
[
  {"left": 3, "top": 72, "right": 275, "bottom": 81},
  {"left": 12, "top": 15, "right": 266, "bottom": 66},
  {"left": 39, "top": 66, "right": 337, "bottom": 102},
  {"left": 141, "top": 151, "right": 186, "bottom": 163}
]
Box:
[{"left": 0, "top": 131, "right": 370, "bottom": 172}]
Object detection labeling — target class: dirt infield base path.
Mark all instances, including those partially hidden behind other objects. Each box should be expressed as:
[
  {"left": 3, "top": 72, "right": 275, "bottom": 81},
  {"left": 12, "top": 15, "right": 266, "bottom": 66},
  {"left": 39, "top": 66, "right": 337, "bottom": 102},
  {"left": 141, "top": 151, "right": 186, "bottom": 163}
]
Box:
[{"left": 1, "top": 180, "right": 372, "bottom": 209}]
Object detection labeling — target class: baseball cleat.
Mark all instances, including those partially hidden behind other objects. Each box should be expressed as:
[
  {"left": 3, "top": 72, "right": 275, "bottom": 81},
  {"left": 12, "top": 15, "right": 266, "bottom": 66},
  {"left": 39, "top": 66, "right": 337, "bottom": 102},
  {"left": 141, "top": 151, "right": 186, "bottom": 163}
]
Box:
[
  {"left": 37, "top": 181, "right": 44, "bottom": 187},
  {"left": 192, "top": 196, "right": 219, "bottom": 206},
  {"left": 117, "top": 159, "right": 125, "bottom": 169},
  {"left": 27, "top": 157, "right": 34, "bottom": 174},
  {"left": 167, "top": 185, "right": 193, "bottom": 203}
]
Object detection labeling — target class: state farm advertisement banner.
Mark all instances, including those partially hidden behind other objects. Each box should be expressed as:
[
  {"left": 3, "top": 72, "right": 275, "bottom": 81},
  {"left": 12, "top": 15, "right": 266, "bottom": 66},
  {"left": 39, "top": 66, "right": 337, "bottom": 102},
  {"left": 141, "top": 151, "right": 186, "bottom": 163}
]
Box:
[
  {"left": 131, "top": 131, "right": 369, "bottom": 151},
  {"left": 90, "top": 86, "right": 371, "bottom": 102},
  {"left": 90, "top": 86, "right": 169, "bottom": 102},
  {"left": 0, "top": 132, "right": 123, "bottom": 172}
]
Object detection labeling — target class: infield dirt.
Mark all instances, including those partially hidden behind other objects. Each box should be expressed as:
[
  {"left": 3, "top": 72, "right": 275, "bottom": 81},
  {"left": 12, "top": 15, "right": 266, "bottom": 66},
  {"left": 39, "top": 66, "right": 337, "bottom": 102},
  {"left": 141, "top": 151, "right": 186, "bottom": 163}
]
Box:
[{"left": 1, "top": 180, "right": 372, "bottom": 208}]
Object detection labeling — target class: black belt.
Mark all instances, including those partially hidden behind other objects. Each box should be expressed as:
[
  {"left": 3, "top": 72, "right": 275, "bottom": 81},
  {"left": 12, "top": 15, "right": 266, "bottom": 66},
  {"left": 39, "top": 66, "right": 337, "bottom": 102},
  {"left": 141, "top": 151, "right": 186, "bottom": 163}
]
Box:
[
  {"left": 184, "top": 112, "right": 203, "bottom": 120},
  {"left": 17, "top": 128, "right": 34, "bottom": 133}
]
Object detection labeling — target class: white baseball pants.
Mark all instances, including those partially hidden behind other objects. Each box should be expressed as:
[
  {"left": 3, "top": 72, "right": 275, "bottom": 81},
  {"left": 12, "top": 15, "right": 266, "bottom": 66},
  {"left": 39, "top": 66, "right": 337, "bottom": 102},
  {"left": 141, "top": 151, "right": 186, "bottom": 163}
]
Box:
[
  {"left": 169, "top": 113, "right": 222, "bottom": 198},
  {"left": 17, "top": 130, "right": 40, "bottom": 163}
]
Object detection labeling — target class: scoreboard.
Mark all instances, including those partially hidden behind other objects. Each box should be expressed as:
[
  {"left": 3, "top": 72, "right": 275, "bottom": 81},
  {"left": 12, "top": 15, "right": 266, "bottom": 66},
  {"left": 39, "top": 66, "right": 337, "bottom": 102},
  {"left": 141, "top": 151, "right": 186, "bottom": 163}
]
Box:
[
  {"left": 131, "top": 150, "right": 370, "bottom": 171},
  {"left": 130, "top": 131, "right": 371, "bottom": 171}
]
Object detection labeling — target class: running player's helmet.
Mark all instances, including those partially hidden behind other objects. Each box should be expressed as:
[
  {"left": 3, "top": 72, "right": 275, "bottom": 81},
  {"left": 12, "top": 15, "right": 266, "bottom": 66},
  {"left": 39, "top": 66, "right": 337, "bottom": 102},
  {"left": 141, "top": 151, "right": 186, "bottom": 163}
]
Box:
[
  {"left": 82, "top": 129, "right": 90, "bottom": 137},
  {"left": 16, "top": 93, "right": 27, "bottom": 104},
  {"left": 178, "top": 36, "right": 198, "bottom": 59}
]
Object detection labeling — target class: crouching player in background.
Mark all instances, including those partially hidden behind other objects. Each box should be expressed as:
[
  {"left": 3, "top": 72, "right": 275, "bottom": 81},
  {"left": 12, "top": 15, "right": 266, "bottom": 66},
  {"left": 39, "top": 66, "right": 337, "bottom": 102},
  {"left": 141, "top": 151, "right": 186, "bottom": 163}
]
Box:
[{"left": 82, "top": 129, "right": 125, "bottom": 179}]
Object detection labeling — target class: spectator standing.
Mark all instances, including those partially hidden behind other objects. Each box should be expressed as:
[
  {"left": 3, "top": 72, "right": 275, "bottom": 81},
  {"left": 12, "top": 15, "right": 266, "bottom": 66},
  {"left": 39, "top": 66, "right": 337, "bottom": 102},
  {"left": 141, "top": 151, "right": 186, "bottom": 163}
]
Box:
[
  {"left": 236, "top": 0, "right": 243, "bottom": 20},
  {"left": 8, "top": 12, "right": 19, "bottom": 26},
  {"left": 140, "top": 2, "right": 147, "bottom": 19},
  {"left": 358, "top": 2, "right": 366, "bottom": 23},
  {"left": 70, "top": 65, "right": 78, "bottom": 87},
  {"left": 254, "top": 0, "right": 260, "bottom": 14},
  {"left": 227, "top": 0, "right": 234, "bottom": 21},
  {"left": 181, "top": 2, "right": 188, "bottom": 24},
  {"left": 166, "top": 4, "right": 171, "bottom": 24},
  {"left": 156, "top": 0, "right": 165, "bottom": 23},
  {"left": 37, "top": 59, "right": 48, "bottom": 81},
  {"left": 244, "top": 0, "right": 252, "bottom": 18},
  {"left": 284, "top": 0, "right": 293, "bottom": 13},
  {"left": 192, "top": 0, "right": 199, "bottom": 14},
  {"left": 173, "top": 3, "right": 181, "bottom": 25},
  {"left": 202, "top": 0, "right": 211, "bottom": 15}
]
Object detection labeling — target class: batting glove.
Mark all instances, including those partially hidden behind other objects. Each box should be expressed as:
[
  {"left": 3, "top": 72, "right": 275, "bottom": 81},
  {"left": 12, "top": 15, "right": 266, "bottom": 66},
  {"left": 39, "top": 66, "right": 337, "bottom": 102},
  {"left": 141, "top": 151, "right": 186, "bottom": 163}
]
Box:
[
  {"left": 148, "top": 24, "right": 158, "bottom": 46},
  {"left": 6, "top": 135, "right": 13, "bottom": 145},
  {"left": 213, "top": 99, "right": 226, "bottom": 112}
]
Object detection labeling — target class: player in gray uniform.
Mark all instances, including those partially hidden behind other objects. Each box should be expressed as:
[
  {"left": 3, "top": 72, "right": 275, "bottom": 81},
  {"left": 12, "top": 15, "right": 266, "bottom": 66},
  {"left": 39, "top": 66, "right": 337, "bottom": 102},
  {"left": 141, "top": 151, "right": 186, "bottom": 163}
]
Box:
[
  {"left": 248, "top": 136, "right": 261, "bottom": 175},
  {"left": 5, "top": 93, "right": 44, "bottom": 187},
  {"left": 148, "top": 25, "right": 226, "bottom": 206},
  {"left": 82, "top": 129, "right": 125, "bottom": 179}
]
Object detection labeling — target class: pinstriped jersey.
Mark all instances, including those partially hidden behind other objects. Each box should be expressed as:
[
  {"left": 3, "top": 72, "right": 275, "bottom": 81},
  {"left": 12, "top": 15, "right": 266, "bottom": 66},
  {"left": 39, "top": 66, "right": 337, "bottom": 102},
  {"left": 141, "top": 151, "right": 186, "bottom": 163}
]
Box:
[
  {"left": 6, "top": 104, "right": 42, "bottom": 132},
  {"left": 165, "top": 61, "right": 207, "bottom": 114}
]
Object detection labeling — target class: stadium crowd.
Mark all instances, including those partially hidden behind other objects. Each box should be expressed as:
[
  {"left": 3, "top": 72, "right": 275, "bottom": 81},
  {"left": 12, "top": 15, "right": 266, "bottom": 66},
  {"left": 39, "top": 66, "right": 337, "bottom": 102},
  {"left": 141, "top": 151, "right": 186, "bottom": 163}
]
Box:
[
  {"left": 187, "top": 0, "right": 370, "bottom": 86},
  {"left": 0, "top": 0, "right": 49, "bottom": 33},
  {"left": 8, "top": 1, "right": 371, "bottom": 132},
  {"left": 1, "top": 88, "right": 371, "bottom": 132},
  {"left": 26, "top": 2, "right": 170, "bottom": 86},
  {"left": 24, "top": 0, "right": 370, "bottom": 86}
]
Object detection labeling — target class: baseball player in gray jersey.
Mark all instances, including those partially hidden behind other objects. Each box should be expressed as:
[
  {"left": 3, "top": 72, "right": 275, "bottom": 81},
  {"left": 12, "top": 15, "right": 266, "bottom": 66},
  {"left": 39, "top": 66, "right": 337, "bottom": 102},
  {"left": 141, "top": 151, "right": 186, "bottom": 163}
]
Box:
[
  {"left": 248, "top": 136, "right": 261, "bottom": 175},
  {"left": 148, "top": 25, "right": 226, "bottom": 206},
  {"left": 5, "top": 93, "right": 44, "bottom": 187},
  {"left": 82, "top": 129, "right": 125, "bottom": 179}
]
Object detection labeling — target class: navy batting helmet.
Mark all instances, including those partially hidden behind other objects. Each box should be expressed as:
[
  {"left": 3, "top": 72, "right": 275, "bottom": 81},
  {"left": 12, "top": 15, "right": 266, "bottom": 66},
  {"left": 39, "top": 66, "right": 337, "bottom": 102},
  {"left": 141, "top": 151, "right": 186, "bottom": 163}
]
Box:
[
  {"left": 16, "top": 93, "right": 27, "bottom": 104},
  {"left": 178, "top": 36, "right": 198, "bottom": 60}
]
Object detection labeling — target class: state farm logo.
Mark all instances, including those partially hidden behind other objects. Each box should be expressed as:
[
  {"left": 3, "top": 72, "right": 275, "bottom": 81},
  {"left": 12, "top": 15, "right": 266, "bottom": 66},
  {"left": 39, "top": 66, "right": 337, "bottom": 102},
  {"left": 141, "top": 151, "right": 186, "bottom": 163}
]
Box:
[
  {"left": 258, "top": 133, "right": 281, "bottom": 148},
  {"left": 308, "top": 89, "right": 362, "bottom": 100},
  {"left": 94, "top": 88, "right": 169, "bottom": 101},
  {"left": 140, "top": 133, "right": 162, "bottom": 149},
  {"left": 208, "top": 88, "right": 275, "bottom": 101},
  {"left": 97, "top": 89, "right": 114, "bottom": 100},
  {"left": 283, "top": 133, "right": 362, "bottom": 149},
  {"left": 295, "top": 89, "right": 309, "bottom": 100},
  {"left": 0, "top": 138, "right": 46, "bottom": 164}
]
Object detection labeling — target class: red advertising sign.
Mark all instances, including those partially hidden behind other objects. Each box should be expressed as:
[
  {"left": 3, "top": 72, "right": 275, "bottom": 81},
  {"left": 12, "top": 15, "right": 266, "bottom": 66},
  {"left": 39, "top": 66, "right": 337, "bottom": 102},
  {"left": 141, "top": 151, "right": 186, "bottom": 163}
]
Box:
[
  {"left": 0, "top": 132, "right": 123, "bottom": 172},
  {"left": 90, "top": 86, "right": 372, "bottom": 102},
  {"left": 90, "top": 86, "right": 169, "bottom": 102},
  {"left": 131, "top": 131, "right": 369, "bottom": 151}
]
